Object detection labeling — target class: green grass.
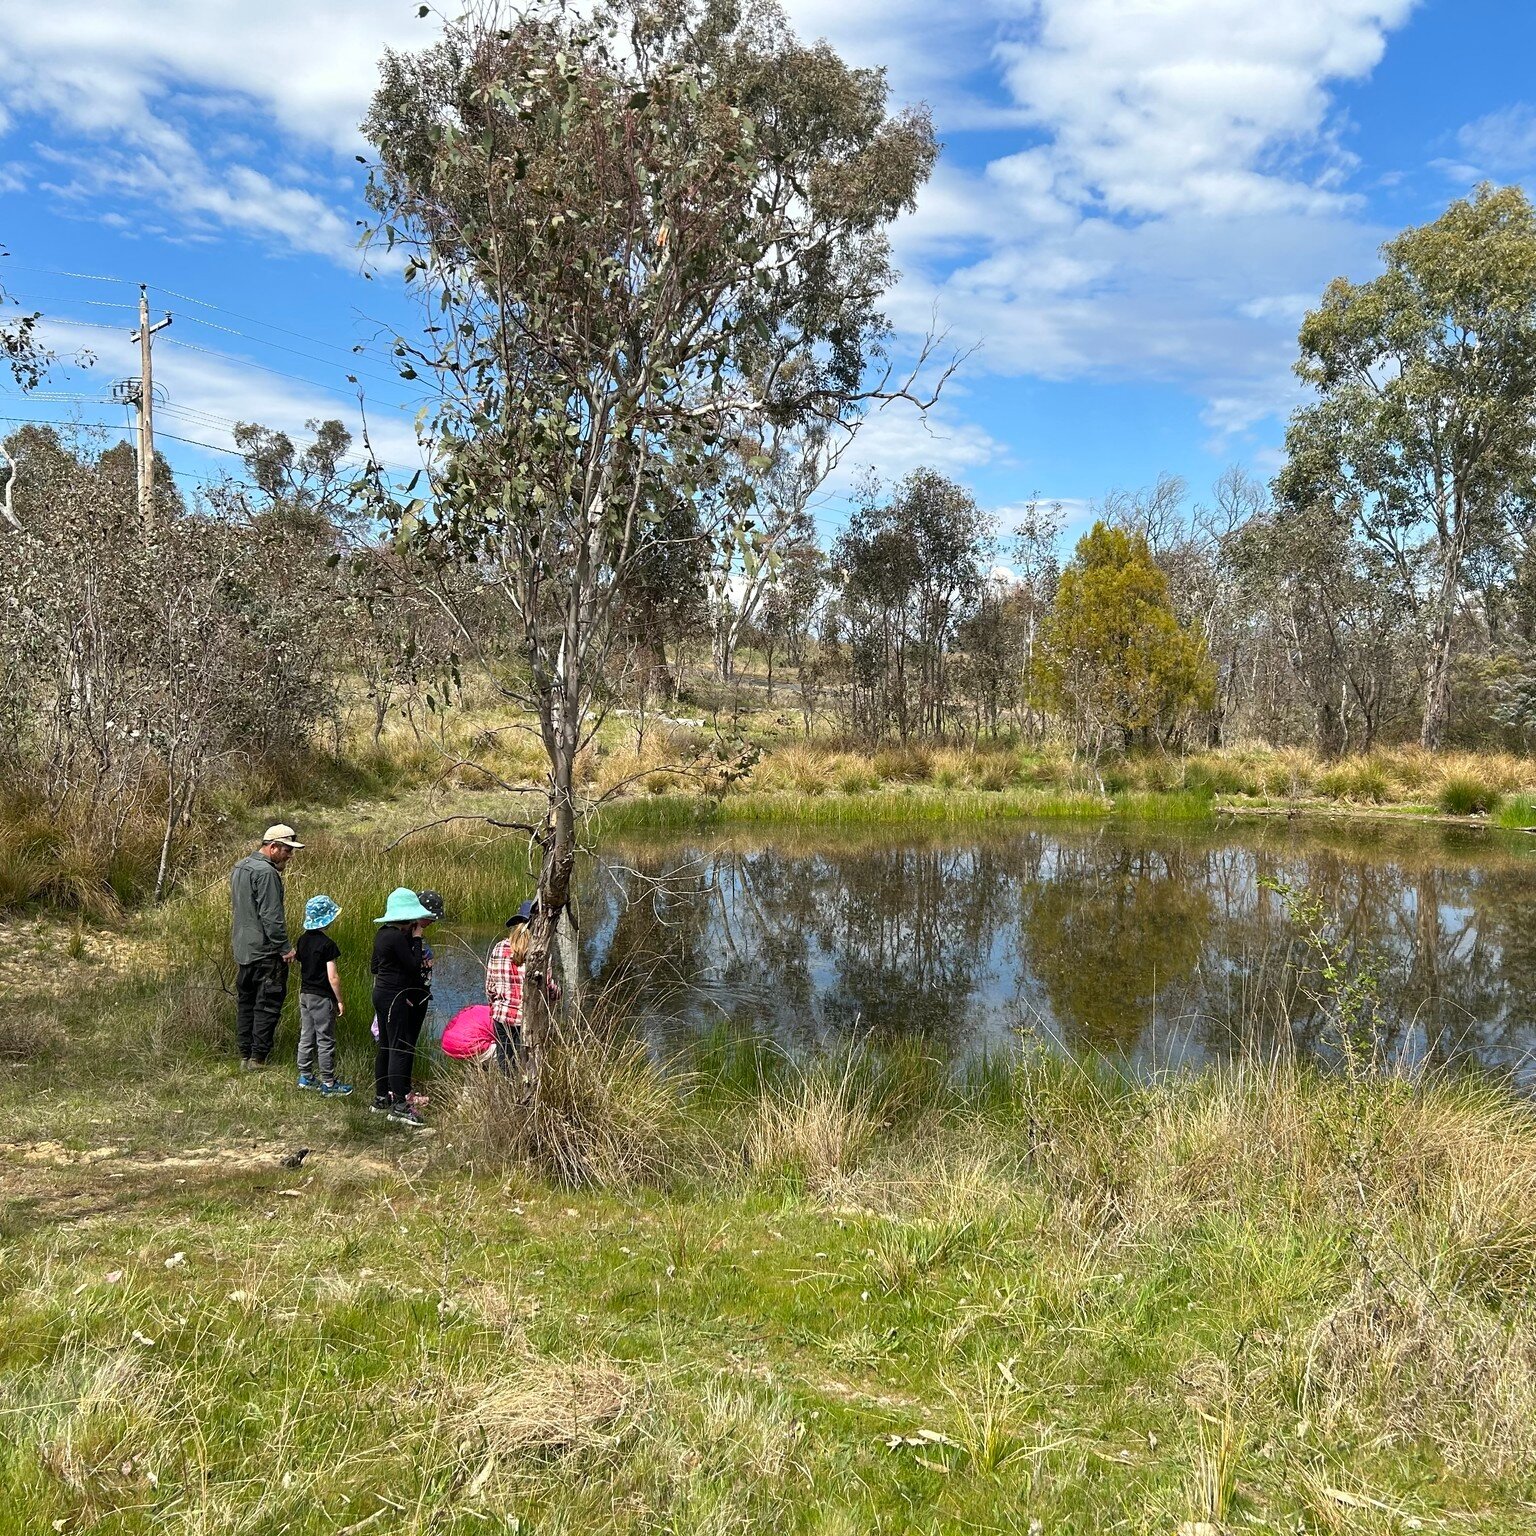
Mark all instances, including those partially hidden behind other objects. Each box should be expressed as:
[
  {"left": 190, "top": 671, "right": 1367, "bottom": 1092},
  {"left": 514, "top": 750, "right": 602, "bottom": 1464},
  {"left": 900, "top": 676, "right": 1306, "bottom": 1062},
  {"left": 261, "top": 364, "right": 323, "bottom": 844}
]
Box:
[
  {"left": 1495, "top": 793, "right": 1536, "bottom": 829},
  {"left": 598, "top": 786, "right": 1115, "bottom": 835},
  {"left": 1438, "top": 772, "right": 1505, "bottom": 816},
  {"left": 8, "top": 913, "right": 1536, "bottom": 1531}
]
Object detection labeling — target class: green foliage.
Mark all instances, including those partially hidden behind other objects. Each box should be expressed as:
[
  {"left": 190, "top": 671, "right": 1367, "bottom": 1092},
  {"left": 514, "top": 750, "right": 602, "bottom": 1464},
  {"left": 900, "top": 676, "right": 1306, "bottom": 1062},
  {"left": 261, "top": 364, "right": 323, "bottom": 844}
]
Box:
[
  {"left": 1031, "top": 521, "right": 1215, "bottom": 752},
  {"left": 1279, "top": 184, "right": 1536, "bottom": 748},
  {"left": 363, "top": 0, "right": 939, "bottom": 935}
]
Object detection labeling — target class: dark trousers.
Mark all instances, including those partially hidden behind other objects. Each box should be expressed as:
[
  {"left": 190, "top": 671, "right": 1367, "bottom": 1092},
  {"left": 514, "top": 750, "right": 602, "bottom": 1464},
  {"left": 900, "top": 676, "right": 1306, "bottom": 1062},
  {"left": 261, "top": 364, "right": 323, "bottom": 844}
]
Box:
[
  {"left": 373, "top": 985, "right": 427, "bottom": 1101},
  {"left": 236, "top": 955, "right": 288, "bottom": 1062}
]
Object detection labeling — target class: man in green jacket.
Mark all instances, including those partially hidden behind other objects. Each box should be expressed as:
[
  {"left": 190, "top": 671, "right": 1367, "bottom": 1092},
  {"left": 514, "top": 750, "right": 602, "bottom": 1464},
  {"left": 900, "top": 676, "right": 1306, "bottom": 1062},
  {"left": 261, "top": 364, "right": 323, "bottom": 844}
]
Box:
[{"left": 230, "top": 824, "right": 303, "bottom": 1068}]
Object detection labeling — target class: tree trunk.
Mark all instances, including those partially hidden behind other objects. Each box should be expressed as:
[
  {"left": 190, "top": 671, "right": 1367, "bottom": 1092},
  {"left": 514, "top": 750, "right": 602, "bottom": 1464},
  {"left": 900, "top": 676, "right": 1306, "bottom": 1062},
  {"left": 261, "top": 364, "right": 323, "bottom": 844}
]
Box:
[
  {"left": 1420, "top": 527, "right": 1465, "bottom": 750},
  {"left": 1420, "top": 601, "right": 1457, "bottom": 749},
  {"left": 555, "top": 907, "right": 582, "bottom": 1012}
]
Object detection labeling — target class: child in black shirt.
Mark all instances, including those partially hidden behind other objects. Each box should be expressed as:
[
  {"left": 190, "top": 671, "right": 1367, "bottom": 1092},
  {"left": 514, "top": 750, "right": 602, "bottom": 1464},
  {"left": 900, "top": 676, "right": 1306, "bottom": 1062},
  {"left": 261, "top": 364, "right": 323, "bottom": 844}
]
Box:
[
  {"left": 295, "top": 895, "right": 352, "bottom": 1097},
  {"left": 370, "top": 887, "right": 436, "bottom": 1127}
]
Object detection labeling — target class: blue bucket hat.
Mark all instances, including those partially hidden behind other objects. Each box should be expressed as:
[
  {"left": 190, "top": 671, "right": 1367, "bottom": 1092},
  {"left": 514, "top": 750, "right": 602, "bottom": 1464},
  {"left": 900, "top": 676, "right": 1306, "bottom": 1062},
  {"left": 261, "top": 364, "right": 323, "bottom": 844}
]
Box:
[
  {"left": 506, "top": 897, "right": 540, "bottom": 929},
  {"left": 304, "top": 895, "right": 341, "bottom": 931},
  {"left": 375, "top": 887, "right": 437, "bottom": 925}
]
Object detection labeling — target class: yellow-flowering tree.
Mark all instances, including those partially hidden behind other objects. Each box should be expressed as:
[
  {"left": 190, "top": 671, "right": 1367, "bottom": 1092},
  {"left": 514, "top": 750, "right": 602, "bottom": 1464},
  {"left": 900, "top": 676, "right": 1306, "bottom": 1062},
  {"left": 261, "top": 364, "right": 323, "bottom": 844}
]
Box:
[{"left": 1032, "top": 521, "right": 1214, "bottom": 753}]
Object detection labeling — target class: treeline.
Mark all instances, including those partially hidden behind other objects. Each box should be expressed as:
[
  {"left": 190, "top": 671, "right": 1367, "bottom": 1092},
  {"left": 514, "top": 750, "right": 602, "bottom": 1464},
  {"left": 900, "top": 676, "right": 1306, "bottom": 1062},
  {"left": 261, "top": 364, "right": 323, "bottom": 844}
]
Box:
[{"left": 9, "top": 175, "right": 1536, "bottom": 911}]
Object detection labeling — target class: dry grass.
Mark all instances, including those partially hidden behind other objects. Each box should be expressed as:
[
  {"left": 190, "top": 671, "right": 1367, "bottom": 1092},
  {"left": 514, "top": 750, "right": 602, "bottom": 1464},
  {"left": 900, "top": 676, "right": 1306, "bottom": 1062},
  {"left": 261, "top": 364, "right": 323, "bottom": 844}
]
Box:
[
  {"left": 743, "top": 1059, "right": 879, "bottom": 1190},
  {"left": 447, "top": 1353, "right": 632, "bottom": 1456},
  {"left": 1299, "top": 1275, "right": 1536, "bottom": 1477},
  {"left": 440, "top": 1013, "right": 693, "bottom": 1189}
]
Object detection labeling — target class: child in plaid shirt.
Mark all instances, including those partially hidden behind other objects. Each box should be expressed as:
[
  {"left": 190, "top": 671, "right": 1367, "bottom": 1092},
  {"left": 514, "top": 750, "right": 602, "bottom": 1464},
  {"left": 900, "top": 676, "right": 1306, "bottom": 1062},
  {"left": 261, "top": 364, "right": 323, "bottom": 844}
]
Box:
[{"left": 485, "top": 899, "right": 560, "bottom": 1070}]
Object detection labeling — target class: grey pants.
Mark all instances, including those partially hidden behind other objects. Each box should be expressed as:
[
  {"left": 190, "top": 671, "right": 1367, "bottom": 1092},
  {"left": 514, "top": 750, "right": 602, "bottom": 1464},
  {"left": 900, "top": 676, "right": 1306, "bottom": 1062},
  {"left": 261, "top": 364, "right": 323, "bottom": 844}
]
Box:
[{"left": 297, "top": 992, "right": 338, "bottom": 1081}]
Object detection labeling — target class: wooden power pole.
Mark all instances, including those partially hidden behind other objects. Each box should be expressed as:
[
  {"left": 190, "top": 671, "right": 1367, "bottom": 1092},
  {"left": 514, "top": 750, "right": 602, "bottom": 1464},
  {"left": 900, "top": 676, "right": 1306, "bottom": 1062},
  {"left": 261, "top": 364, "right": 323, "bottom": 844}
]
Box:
[{"left": 131, "top": 285, "right": 172, "bottom": 530}]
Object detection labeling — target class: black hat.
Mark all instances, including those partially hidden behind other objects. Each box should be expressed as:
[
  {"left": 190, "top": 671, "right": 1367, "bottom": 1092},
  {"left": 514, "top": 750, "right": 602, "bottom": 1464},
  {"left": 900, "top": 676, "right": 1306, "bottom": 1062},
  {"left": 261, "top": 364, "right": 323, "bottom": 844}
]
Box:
[
  {"left": 417, "top": 890, "right": 445, "bottom": 921},
  {"left": 506, "top": 897, "right": 539, "bottom": 928}
]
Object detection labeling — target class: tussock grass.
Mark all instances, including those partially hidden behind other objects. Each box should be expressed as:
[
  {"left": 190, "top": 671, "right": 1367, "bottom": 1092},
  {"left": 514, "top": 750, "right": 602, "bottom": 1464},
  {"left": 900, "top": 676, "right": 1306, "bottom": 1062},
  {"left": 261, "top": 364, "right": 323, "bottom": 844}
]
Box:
[
  {"left": 1438, "top": 769, "right": 1504, "bottom": 816},
  {"left": 441, "top": 1006, "right": 694, "bottom": 1188},
  {"left": 446, "top": 1351, "right": 632, "bottom": 1455},
  {"left": 743, "top": 1060, "right": 879, "bottom": 1189}
]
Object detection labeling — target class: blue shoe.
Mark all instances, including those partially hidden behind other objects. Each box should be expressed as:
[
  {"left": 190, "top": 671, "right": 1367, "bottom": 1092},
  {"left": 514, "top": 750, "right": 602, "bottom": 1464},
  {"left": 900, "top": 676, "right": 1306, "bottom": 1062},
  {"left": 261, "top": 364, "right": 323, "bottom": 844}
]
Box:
[
  {"left": 320, "top": 1080, "right": 354, "bottom": 1098},
  {"left": 297, "top": 1073, "right": 320, "bottom": 1091}
]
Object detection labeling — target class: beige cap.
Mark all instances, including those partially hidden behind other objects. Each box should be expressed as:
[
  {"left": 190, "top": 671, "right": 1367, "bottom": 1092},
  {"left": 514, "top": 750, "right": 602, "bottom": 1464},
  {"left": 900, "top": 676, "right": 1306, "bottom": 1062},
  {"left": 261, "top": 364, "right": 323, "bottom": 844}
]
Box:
[{"left": 261, "top": 824, "right": 305, "bottom": 849}]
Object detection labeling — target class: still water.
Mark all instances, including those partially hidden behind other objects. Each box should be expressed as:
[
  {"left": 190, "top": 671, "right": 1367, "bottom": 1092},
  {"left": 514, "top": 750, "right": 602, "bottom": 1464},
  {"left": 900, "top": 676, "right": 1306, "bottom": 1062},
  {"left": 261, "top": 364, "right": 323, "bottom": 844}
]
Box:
[{"left": 428, "top": 818, "right": 1536, "bottom": 1083}]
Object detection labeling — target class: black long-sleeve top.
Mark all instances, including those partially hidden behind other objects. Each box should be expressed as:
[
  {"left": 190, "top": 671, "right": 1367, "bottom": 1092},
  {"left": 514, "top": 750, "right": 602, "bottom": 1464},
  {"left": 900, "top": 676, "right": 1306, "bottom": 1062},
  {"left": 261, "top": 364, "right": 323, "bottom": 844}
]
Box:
[{"left": 371, "top": 924, "right": 426, "bottom": 994}]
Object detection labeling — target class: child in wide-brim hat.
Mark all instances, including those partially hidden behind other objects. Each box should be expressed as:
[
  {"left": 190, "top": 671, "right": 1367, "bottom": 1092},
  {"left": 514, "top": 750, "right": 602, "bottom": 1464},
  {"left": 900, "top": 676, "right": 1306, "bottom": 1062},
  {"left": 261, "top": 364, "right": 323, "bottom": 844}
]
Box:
[
  {"left": 370, "top": 888, "right": 437, "bottom": 1127},
  {"left": 295, "top": 895, "right": 352, "bottom": 1098}
]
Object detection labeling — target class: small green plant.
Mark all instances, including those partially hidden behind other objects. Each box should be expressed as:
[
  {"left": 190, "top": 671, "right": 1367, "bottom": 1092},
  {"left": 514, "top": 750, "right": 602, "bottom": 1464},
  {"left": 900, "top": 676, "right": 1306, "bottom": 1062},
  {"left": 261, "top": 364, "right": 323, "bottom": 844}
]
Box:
[{"left": 1258, "top": 876, "right": 1381, "bottom": 1066}]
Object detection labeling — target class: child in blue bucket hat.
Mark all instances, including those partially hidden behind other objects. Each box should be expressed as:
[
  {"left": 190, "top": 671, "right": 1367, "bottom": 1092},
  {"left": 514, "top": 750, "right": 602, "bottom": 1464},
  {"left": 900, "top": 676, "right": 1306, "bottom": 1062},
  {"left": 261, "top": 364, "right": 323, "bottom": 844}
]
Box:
[
  {"left": 370, "top": 887, "right": 438, "bottom": 1128},
  {"left": 294, "top": 895, "right": 352, "bottom": 1097}
]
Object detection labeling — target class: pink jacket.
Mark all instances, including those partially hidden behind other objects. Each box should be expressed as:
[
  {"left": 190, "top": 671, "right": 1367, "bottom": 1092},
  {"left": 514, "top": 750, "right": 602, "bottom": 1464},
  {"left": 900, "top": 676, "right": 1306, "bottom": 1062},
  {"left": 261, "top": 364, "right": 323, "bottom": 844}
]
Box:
[{"left": 440, "top": 1003, "right": 495, "bottom": 1060}]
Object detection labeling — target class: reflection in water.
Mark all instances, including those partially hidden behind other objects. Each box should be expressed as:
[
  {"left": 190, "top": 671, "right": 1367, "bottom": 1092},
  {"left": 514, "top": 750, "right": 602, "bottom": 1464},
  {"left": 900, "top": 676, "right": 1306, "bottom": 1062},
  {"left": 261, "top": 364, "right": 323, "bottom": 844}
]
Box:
[{"left": 428, "top": 821, "right": 1536, "bottom": 1084}]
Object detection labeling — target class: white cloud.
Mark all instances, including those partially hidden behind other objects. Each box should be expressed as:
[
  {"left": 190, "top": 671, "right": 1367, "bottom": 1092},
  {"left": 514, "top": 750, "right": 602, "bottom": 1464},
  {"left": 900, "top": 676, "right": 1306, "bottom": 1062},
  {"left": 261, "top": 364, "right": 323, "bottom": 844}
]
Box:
[
  {"left": 878, "top": 0, "right": 1418, "bottom": 450},
  {"left": 994, "top": 0, "right": 1414, "bottom": 222},
  {"left": 832, "top": 398, "right": 1005, "bottom": 494},
  {"left": 0, "top": 3, "right": 430, "bottom": 261},
  {"left": 0, "top": 0, "right": 1422, "bottom": 470},
  {"left": 1443, "top": 103, "right": 1536, "bottom": 182}
]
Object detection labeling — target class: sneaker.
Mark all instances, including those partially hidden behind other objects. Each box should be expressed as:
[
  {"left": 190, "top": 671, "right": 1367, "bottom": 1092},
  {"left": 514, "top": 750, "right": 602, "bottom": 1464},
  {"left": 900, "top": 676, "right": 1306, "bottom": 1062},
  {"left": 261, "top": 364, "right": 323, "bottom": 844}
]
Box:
[
  {"left": 244, "top": 1058, "right": 268, "bottom": 1071},
  {"left": 387, "top": 1104, "right": 429, "bottom": 1129},
  {"left": 320, "top": 1080, "right": 354, "bottom": 1098},
  {"left": 297, "top": 1073, "right": 320, "bottom": 1091},
  {"left": 369, "top": 1096, "right": 391, "bottom": 1115}
]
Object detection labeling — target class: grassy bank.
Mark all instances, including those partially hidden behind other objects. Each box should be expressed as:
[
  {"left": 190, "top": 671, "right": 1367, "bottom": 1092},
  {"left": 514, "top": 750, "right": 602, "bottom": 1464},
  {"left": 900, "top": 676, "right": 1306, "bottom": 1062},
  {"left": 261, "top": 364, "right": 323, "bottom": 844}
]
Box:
[
  {"left": 11, "top": 672, "right": 1536, "bottom": 923},
  {"left": 8, "top": 882, "right": 1536, "bottom": 1534}
]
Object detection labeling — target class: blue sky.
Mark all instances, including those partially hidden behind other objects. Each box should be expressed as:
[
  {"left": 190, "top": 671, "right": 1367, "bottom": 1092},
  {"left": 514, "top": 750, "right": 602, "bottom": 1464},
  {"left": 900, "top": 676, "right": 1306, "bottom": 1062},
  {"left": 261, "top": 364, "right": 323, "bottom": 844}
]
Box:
[{"left": 2, "top": 0, "right": 1533, "bottom": 544}]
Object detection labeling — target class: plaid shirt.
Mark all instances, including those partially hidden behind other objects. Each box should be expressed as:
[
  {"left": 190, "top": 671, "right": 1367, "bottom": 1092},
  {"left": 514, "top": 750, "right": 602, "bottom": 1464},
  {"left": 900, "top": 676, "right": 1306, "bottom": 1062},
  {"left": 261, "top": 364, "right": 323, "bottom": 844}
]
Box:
[{"left": 486, "top": 938, "right": 526, "bottom": 1033}]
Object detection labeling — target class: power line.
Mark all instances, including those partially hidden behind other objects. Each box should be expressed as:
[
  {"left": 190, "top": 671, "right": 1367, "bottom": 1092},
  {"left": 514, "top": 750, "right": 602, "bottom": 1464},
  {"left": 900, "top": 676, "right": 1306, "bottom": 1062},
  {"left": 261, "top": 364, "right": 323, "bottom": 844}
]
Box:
[
  {"left": 0, "top": 413, "right": 418, "bottom": 483},
  {"left": 0, "top": 263, "right": 131, "bottom": 286},
  {"left": 6, "top": 393, "right": 423, "bottom": 477},
  {"left": 2, "top": 261, "right": 406, "bottom": 374},
  {"left": 152, "top": 284, "right": 404, "bottom": 369},
  {"left": 156, "top": 401, "right": 422, "bottom": 477},
  {"left": 162, "top": 335, "right": 418, "bottom": 411},
  {"left": 172, "top": 311, "right": 405, "bottom": 391}
]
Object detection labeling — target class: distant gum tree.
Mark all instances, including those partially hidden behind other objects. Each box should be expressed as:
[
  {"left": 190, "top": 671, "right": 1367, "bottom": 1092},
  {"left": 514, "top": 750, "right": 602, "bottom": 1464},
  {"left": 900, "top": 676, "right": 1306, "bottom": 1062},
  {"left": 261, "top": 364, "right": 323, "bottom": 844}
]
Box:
[
  {"left": 1277, "top": 184, "right": 1536, "bottom": 749},
  {"left": 361, "top": 0, "right": 943, "bottom": 1059},
  {"left": 1031, "top": 521, "right": 1214, "bottom": 756}
]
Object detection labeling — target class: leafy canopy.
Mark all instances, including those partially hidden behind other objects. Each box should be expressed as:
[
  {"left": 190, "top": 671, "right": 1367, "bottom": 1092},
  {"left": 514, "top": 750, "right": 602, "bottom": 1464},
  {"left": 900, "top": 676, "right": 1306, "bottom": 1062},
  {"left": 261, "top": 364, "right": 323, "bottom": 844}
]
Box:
[{"left": 1032, "top": 521, "right": 1213, "bottom": 750}]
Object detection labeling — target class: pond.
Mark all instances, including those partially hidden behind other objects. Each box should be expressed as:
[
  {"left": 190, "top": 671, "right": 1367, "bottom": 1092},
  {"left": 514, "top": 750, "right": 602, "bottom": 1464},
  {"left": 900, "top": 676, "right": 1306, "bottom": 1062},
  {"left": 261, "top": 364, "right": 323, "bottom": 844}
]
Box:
[{"left": 426, "top": 817, "right": 1536, "bottom": 1084}]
